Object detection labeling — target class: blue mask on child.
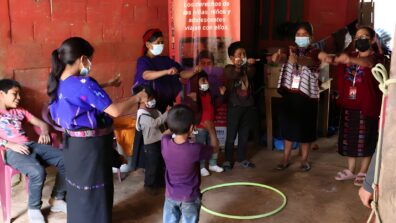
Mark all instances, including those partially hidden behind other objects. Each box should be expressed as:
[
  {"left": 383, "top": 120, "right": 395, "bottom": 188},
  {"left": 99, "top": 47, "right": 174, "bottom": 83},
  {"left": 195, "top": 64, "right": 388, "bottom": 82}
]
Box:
[{"left": 295, "top": 37, "right": 310, "bottom": 48}]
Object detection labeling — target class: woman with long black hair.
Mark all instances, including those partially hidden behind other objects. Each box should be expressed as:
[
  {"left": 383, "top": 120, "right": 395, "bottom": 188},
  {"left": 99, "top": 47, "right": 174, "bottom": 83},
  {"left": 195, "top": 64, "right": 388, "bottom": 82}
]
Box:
[{"left": 47, "top": 37, "right": 146, "bottom": 223}]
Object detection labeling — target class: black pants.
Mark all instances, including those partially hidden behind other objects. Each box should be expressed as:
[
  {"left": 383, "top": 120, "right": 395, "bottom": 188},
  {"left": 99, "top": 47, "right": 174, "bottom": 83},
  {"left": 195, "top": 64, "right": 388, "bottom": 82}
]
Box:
[
  {"left": 144, "top": 141, "right": 165, "bottom": 187},
  {"left": 224, "top": 105, "right": 255, "bottom": 163}
]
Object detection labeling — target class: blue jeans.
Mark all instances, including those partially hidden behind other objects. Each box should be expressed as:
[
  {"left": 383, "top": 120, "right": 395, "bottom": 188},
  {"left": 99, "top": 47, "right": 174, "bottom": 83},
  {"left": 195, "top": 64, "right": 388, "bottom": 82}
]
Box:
[
  {"left": 5, "top": 142, "right": 66, "bottom": 209},
  {"left": 195, "top": 129, "right": 216, "bottom": 168},
  {"left": 163, "top": 197, "right": 201, "bottom": 223}
]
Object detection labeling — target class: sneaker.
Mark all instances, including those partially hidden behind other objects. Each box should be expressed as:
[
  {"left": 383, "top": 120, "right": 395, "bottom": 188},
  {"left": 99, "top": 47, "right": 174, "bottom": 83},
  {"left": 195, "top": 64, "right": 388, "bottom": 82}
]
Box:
[
  {"left": 200, "top": 168, "right": 210, "bottom": 176},
  {"left": 119, "top": 164, "right": 131, "bottom": 173},
  {"left": 27, "top": 209, "right": 45, "bottom": 223},
  {"left": 112, "top": 167, "right": 119, "bottom": 173},
  {"left": 237, "top": 160, "right": 256, "bottom": 168},
  {"left": 222, "top": 161, "right": 233, "bottom": 171},
  {"left": 49, "top": 198, "right": 67, "bottom": 213},
  {"left": 209, "top": 165, "right": 224, "bottom": 173},
  {"left": 300, "top": 162, "right": 311, "bottom": 172}
]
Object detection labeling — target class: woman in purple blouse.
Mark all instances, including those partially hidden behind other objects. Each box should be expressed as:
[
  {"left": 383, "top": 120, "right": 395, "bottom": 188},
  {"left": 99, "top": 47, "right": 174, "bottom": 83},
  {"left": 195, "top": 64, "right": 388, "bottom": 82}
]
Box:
[
  {"left": 134, "top": 28, "right": 199, "bottom": 113},
  {"left": 47, "top": 37, "right": 146, "bottom": 223}
]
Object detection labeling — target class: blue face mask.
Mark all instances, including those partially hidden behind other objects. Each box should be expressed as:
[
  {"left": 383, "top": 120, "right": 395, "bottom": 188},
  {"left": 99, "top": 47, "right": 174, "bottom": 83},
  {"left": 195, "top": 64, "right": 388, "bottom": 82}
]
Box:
[
  {"left": 80, "top": 58, "right": 92, "bottom": 76},
  {"left": 295, "top": 36, "right": 310, "bottom": 48},
  {"left": 150, "top": 44, "right": 164, "bottom": 56}
]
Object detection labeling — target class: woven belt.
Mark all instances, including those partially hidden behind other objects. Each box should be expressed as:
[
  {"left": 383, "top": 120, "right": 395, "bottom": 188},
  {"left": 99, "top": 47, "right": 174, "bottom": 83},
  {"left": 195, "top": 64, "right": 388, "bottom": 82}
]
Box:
[{"left": 66, "top": 127, "right": 113, "bottom": 138}]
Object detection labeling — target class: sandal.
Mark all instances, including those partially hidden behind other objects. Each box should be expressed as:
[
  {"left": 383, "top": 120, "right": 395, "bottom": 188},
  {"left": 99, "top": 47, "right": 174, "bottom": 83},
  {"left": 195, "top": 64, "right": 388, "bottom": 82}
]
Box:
[
  {"left": 300, "top": 162, "right": 311, "bottom": 172},
  {"left": 354, "top": 173, "right": 366, "bottom": 186},
  {"left": 275, "top": 163, "right": 290, "bottom": 170},
  {"left": 334, "top": 169, "right": 356, "bottom": 181}
]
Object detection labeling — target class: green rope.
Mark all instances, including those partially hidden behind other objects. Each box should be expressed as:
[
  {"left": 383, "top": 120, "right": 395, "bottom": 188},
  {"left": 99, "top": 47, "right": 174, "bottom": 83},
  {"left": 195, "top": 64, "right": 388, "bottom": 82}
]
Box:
[{"left": 201, "top": 182, "right": 287, "bottom": 220}]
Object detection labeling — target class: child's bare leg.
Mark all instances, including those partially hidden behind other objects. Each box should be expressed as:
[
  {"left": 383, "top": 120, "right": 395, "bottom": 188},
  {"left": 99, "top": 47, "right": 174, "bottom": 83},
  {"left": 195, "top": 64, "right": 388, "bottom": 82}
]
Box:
[
  {"left": 358, "top": 156, "right": 372, "bottom": 174},
  {"left": 348, "top": 157, "right": 356, "bottom": 173},
  {"left": 204, "top": 121, "right": 223, "bottom": 172},
  {"left": 300, "top": 142, "right": 310, "bottom": 164},
  {"left": 282, "top": 140, "right": 293, "bottom": 165},
  {"left": 203, "top": 120, "right": 220, "bottom": 152}
]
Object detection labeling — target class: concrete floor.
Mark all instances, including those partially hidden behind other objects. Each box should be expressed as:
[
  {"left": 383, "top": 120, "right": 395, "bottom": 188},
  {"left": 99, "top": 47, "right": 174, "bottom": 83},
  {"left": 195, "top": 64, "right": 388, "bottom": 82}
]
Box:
[{"left": 4, "top": 135, "right": 371, "bottom": 223}]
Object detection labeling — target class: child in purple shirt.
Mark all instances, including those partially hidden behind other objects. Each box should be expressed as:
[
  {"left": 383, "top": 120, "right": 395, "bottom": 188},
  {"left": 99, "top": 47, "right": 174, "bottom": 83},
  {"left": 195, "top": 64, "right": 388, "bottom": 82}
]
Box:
[{"left": 161, "top": 104, "right": 212, "bottom": 223}]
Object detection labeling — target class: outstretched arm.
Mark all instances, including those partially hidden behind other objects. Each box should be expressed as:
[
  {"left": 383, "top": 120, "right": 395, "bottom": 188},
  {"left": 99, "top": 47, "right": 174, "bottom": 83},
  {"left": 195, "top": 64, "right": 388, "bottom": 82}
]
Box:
[
  {"left": 104, "top": 91, "right": 147, "bottom": 117},
  {"left": 100, "top": 73, "right": 121, "bottom": 88}
]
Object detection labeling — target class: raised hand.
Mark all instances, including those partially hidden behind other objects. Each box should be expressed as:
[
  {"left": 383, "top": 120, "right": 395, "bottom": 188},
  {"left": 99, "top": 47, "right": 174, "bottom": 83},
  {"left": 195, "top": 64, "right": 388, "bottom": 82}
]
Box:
[
  {"left": 318, "top": 52, "right": 335, "bottom": 64},
  {"left": 247, "top": 58, "right": 257, "bottom": 65},
  {"left": 167, "top": 67, "right": 178, "bottom": 75},
  {"left": 193, "top": 65, "right": 203, "bottom": 74},
  {"left": 288, "top": 48, "right": 297, "bottom": 64},
  {"left": 219, "top": 86, "right": 226, "bottom": 95},
  {"left": 271, "top": 49, "right": 282, "bottom": 63},
  {"left": 107, "top": 73, "right": 122, "bottom": 87},
  {"left": 138, "top": 89, "right": 148, "bottom": 103},
  {"left": 334, "top": 53, "right": 351, "bottom": 65}
]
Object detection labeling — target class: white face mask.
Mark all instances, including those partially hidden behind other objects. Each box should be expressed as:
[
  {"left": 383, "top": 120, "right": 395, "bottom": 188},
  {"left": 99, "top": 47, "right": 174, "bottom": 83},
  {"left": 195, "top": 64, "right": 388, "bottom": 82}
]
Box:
[
  {"left": 146, "top": 99, "right": 156, "bottom": 108},
  {"left": 295, "top": 36, "right": 310, "bottom": 48},
  {"left": 80, "top": 58, "right": 92, "bottom": 76},
  {"left": 199, "top": 83, "right": 209, "bottom": 91},
  {"left": 150, "top": 44, "right": 164, "bottom": 56},
  {"left": 242, "top": 57, "right": 248, "bottom": 65}
]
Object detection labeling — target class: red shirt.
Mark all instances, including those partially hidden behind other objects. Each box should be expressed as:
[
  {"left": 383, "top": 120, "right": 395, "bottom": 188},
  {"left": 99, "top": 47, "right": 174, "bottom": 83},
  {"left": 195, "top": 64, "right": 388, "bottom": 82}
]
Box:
[
  {"left": 197, "top": 93, "right": 214, "bottom": 128},
  {"left": 336, "top": 53, "right": 382, "bottom": 117}
]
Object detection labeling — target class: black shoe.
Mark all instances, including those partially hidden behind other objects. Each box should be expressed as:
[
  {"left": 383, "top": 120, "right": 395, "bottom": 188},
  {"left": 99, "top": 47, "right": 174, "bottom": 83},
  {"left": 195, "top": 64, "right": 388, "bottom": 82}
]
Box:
[
  {"left": 237, "top": 160, "right": 256, "bottom": 168},
  {"left": 275, "top": 163, "right": 290, "bottom": 171},
  {"left": 222, "top": 161, "right": 233, "bottom": 171}
]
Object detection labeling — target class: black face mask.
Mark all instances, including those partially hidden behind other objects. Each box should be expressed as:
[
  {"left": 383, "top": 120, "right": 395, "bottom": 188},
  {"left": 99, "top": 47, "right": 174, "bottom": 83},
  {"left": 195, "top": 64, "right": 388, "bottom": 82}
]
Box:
[{"left": 355, "top": 39, "right": 371, "bottom": 52}]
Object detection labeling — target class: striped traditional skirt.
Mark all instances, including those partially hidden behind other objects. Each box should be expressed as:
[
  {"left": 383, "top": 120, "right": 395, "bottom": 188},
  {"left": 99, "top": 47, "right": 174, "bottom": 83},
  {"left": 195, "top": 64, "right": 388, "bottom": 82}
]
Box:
[{"left": 338, "top": 108, "right": 378, "bottom": 157}]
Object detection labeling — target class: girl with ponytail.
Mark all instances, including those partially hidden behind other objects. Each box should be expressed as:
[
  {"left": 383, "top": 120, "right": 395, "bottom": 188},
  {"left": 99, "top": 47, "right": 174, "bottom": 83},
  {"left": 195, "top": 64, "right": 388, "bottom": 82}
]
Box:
[{"left": 47, "top": 37, "right": 146, "bottom": 223}]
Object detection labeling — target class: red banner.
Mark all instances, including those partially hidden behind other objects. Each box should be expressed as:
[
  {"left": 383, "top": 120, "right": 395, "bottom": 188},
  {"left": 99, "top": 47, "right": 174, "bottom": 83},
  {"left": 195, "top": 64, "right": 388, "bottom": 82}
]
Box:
[
  {"left": 168, "top": 0, "right": 240, "bottom": 146},
  {"left": 168, "top": 0, "right": 240, "bottom": 65}
]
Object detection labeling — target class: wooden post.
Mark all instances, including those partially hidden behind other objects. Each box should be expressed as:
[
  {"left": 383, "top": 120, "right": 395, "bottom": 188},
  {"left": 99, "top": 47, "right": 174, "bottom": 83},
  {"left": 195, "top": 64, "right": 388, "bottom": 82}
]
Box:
[{"left": 378, "top": 26, "right": 396, "bottom": 221}]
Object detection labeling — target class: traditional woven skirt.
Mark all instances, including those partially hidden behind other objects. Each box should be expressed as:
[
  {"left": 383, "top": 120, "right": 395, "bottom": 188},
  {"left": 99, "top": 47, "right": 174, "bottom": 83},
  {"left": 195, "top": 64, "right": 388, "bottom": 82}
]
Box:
[
  {"left": 280, "top": 91, "right": 318, "bottom": 143},
  {"left": 338, "top": 109, "right": 378, "bottom": 157},
  {"left": 63, "top": 133, "right": 114, "bottom": 223}
]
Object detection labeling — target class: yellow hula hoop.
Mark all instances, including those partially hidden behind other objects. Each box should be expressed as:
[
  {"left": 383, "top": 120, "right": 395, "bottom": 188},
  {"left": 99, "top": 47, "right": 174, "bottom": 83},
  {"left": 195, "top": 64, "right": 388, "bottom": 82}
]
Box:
[{"left": 201, "top": 182, "right": 287, "bottom": 220}]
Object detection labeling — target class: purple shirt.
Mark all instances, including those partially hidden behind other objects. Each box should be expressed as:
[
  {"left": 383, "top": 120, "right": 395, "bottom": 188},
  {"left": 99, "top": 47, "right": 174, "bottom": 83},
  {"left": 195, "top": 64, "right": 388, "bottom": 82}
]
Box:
[
  {"left": 134, "top": 56, "right": 183, "bottom": 109},
  {"left": 49, "top": 76, "right": 113, "bottom": 130},
  {"left": 161, "top": 134, "right": 212, "bottom": 202}
]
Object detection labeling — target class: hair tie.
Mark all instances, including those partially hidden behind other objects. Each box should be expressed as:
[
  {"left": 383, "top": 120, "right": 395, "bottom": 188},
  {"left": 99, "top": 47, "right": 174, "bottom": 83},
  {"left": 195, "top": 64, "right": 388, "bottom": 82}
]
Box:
[{"left": 142, "top": 28, "right": 162, "bottom": 55}]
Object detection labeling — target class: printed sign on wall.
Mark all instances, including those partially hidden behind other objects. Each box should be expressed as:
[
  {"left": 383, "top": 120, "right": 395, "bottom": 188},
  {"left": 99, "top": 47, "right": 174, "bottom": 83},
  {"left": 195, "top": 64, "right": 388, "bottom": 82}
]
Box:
[{"left": 168, "top": 0, "right": 241, "bottom": 146}]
